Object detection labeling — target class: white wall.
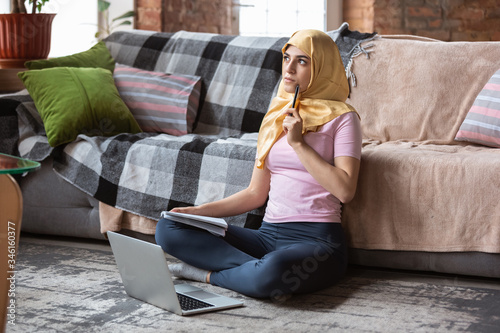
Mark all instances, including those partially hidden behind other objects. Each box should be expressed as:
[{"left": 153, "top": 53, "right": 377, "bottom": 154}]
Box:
[
  {"left": 0, "top": 2, "right": 9, "bottom": 13},
  {"left": 42, "top": 1, "right": 98, "bottom": 57}
]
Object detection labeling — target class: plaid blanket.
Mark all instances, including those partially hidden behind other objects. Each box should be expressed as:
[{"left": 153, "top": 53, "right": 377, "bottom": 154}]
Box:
[
  {"left": 1, "top": 26, "right": 376, "bottom": 228},
  {"left": 106, "top": 30, "right": 288, "bottom": 136}
]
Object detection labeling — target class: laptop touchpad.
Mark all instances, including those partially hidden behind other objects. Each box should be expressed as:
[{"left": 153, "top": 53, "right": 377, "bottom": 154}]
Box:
[{"left": 184, "top": 290, "right": 218, "bottom": 300}]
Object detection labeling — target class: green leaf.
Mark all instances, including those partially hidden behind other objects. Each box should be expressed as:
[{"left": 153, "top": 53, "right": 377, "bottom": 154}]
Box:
[
  {"left": 111, "top": 11, "right": 135, "bottom": 22},
  {"left": 98, "top": 0, "right": 111, "bottom": 13},
  {"left": 29, "top": 0, "right": 50, "bottom": 13},
  {"left": 116, "top": 21, "right": 132, "bottom": 27}
]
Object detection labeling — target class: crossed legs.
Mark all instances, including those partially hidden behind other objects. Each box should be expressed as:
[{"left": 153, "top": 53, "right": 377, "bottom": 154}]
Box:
[{"left": 155, "top": 219, "right": 347, "bottom": 299}]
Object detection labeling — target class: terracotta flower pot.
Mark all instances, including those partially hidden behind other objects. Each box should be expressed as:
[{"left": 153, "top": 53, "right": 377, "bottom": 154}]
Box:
[{"left": 0, "top": 13, "right": 56, "bottom": 68}]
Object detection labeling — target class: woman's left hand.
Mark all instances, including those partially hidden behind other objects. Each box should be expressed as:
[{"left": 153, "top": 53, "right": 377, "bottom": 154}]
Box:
[{"left": 282, "top": 108, "right": 304, "bottom": 148}]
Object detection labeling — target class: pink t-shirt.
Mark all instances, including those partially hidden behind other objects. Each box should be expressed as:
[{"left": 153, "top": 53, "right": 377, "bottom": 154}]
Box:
[{"left": 263, "top": 111, "right": 362, "bottom": 223}]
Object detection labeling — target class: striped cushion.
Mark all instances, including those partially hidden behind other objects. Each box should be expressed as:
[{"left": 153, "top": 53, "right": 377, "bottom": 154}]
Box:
[
  {"left": 455, "top": 69, "right": 500, "bottom": 147},
  {"left": 113, "top": 64, "right": 201, "bottom": 135}
]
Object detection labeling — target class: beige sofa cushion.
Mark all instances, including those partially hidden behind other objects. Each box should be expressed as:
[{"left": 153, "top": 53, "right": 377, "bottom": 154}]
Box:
[
  {"left": 342, "top": 141, "right": 500, "bottom": 253},
  {"left": 347, "top": 36, "right": 500, "bottom": 144}
]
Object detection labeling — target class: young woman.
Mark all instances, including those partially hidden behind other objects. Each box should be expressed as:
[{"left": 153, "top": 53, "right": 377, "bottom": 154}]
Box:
[{"left": 155, "top": 29, "right": 362, "bottom": 299}]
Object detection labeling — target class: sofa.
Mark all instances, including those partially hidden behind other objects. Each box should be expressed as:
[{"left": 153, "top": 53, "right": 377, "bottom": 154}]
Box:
[{"left": 1, "top": 24, "right": 499, "bottom": 278}]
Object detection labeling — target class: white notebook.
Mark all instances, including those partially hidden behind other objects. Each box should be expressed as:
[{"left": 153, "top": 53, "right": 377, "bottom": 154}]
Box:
[{"left": 161, "top": 211, "right": 228, "bottom": 236}]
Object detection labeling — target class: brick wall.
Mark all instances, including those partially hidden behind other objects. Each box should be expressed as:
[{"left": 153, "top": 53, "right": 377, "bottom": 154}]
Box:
[
  {"left": 135, "top": 0, "right": 162, "bottom": 31},
  {"left": 135, "top": 0, "right": 499, "bottom": 41},
  {"left": 342, "top": 0, "right": 375, "bottom": 34},
  {"left": 135, "top": 0, "right": 233, "bottom": 34},
  {"left": 344, "top": 0, "right": 500, "bottom": 41}
]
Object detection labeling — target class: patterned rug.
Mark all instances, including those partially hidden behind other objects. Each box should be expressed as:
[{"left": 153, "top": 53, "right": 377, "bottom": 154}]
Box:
[{"left": 7, "top": 236, "right": 500, "bottom": 332}]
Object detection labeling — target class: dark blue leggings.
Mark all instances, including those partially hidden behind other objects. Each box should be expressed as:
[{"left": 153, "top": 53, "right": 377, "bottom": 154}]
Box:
[{"left": 155, "top": 219, "right": 347, "bottom": 299}]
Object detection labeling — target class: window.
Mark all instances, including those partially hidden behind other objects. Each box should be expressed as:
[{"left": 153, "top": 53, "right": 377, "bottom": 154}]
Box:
[
  {"left": 40, "top": 1, "right": 133, "bottom": 58},
  {"left": 238, "top": 0, "right": 326, "bottom": 37}
]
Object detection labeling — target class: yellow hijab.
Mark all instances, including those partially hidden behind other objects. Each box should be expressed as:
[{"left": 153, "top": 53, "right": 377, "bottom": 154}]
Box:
[{"left": 256, "top": 29, "right": 358, "bottom": 169}]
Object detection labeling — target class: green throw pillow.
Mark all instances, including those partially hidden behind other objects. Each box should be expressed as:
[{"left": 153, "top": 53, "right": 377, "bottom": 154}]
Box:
[
  {"left": 24, "top": 42, "right": 115, "bottom": 72},
  {"left": 18, "top": 67, "right": 142, "bottom": 147}
]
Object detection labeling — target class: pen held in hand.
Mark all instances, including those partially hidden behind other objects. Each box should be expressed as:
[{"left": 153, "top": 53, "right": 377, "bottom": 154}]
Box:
[{"left": 289, "top": 84, "right": 300, "bottom": 116}]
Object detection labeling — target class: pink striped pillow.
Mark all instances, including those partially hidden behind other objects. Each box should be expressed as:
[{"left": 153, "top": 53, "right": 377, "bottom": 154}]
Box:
[
  {"left": 113, "top": 64, "right": 201, "bottom": 135},
  {"left": 455, "top": 69, "right": 500, "bottom": 148}
]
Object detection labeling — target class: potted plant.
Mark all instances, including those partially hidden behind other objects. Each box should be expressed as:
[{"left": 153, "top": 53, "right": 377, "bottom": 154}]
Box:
[
  {"left": 96, "top": 0, "right": 135, "bottom": 41},
  {"left": 0, "top": 0, "right": 56, "bottom": 68}
]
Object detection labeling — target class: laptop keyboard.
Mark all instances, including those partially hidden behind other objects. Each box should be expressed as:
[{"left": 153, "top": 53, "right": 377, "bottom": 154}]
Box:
[{"left": 177, "top": 293, "right": 214, "bottom": 311}]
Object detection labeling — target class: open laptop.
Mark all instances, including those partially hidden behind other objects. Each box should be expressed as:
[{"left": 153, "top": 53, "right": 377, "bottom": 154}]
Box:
[{"left": 107, "top": 231, "right": 244, "bottom": 315}]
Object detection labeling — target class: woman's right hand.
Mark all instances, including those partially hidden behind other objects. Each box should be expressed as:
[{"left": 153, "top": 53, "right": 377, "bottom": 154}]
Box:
[
  {"left": 282, "top": 107, "right": 304, "bottom": 148},
  {"left": 170, "top": 206, "right": 203, "bottom": 215}
]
